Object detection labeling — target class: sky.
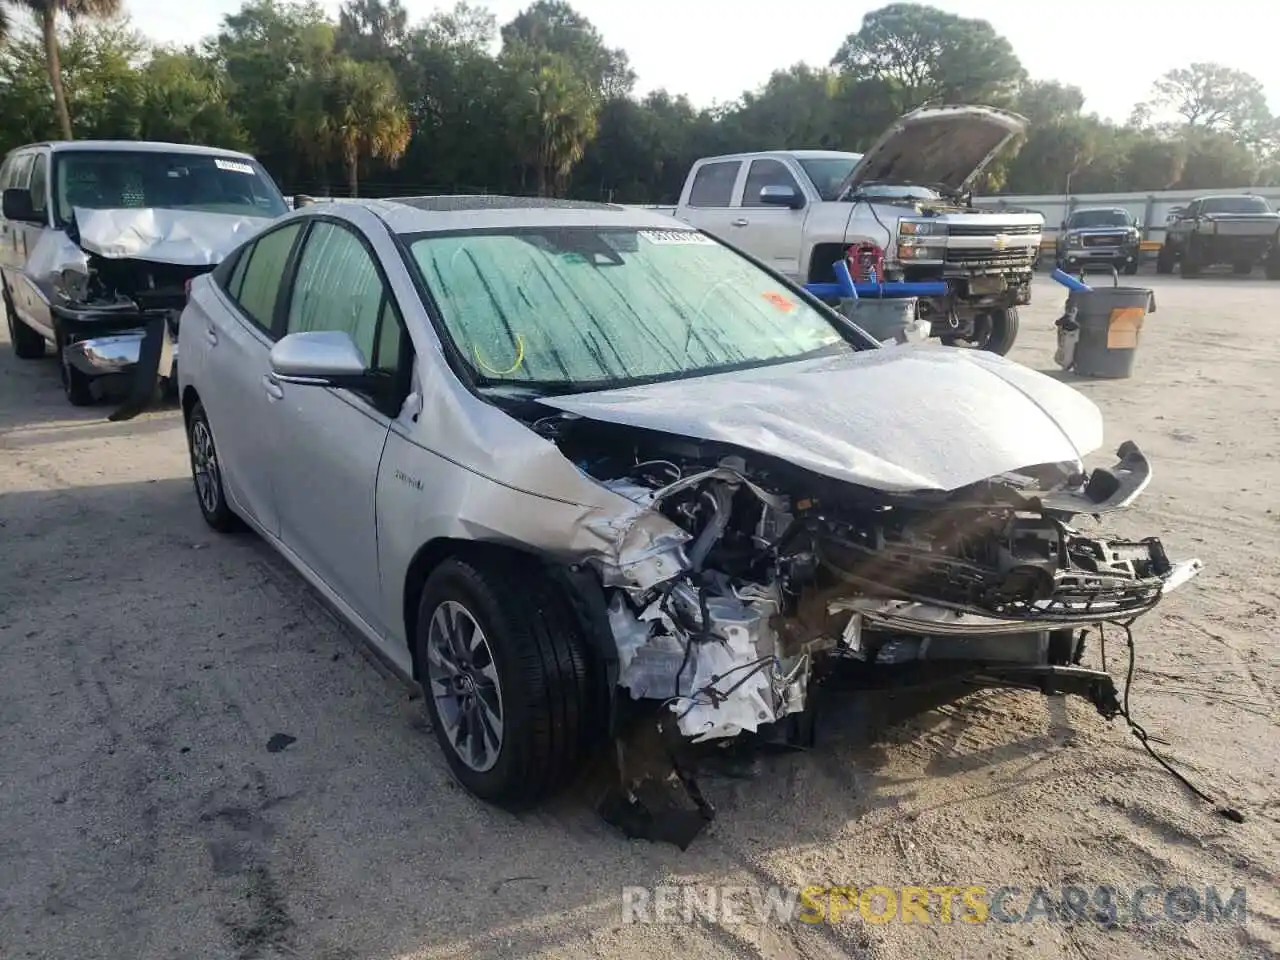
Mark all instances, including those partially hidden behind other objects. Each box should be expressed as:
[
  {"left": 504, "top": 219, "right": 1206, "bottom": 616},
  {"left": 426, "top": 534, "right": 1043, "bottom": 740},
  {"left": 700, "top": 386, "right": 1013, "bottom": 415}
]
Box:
[{"left": 124, "top": 0, "right": 1280, "bottom": 124}]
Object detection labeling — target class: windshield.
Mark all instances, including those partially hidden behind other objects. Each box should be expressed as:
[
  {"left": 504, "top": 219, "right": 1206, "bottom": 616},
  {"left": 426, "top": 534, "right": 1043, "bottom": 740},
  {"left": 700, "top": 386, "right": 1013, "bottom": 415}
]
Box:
[
  {"left": 1068, "top": 209, "right": 1131, "bottom": 228},
  {"left": 798, "top": 157, "right": 859, "bottom": 201},
  {"left": 407, "top": 227, "right": 856, "bottom": 392},
  {"left": 52, "top": 151, "right": 288, "bottom": 224},
  {"left": 1201, "top": 196, "right": 1271, "bottom": 215}
]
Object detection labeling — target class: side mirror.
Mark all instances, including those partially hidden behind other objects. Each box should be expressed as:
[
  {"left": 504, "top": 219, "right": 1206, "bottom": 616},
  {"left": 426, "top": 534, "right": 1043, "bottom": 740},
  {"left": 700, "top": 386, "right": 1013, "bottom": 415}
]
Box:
[
  {"left": 3, "top": 187, "right": 38, "bottom": 223},
  {"left": 759, "top": 184, "right": 804, "bottom": 210},
  {"left": 269, "top": 330, "right": 374, "bottom": 389}
]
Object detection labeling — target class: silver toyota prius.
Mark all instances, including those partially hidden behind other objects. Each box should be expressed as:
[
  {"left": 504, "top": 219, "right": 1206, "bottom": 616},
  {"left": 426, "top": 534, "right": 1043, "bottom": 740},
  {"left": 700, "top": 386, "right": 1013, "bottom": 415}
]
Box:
[{"left": 178, "top": 196, "right": 1199, "bottom": 826}]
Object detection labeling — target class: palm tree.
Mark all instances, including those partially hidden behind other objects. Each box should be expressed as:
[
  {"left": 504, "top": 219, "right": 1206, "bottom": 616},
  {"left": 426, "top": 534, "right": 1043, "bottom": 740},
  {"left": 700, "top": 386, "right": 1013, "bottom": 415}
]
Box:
[
  {"left": 294, "top": 57, "right": 410, "bottom": 198},
  {"left": 502, "top": 46, "right": 597, "bottom": 196},
  {"left": 14, "top": 0, "right": 121, "bottom": 140}
]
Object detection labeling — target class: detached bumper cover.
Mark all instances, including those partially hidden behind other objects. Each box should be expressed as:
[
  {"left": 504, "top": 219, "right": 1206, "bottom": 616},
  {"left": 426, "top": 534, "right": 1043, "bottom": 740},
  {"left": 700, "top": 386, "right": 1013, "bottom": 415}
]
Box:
[{"left": 64, "top": 332, "right": 178, "bottom": 379}]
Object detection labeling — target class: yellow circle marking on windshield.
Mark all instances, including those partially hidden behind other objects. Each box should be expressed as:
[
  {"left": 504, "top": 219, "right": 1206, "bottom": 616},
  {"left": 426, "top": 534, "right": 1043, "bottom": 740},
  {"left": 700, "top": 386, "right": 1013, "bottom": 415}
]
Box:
[{"left": 473, "top": 334, "right": 526, "bottom": 376}]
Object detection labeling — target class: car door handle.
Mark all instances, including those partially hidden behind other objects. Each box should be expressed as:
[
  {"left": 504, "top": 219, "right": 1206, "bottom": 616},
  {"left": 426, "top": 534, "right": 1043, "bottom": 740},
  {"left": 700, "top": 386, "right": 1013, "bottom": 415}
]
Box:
[
  {"left": 204, "top": 323, "right": 218, "bottom": 346},
  {"left": 262, "top": 373, "right": 284, "bottom": 400},
  {"left": 731, "top": 218, "right": 749, "bottom": 227}
]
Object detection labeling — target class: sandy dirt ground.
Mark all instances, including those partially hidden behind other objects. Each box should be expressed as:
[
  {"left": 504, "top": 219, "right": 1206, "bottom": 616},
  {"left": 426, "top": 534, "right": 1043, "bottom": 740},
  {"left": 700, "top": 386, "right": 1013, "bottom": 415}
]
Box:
[{"left": 2, "top": 271, "right": 1279, "bottom": 960}]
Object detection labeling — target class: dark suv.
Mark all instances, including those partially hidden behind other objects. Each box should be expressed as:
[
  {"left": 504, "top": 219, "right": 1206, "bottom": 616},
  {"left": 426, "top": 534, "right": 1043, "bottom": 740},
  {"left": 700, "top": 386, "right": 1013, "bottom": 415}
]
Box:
[{"left": 1054, "top": 207, "right": 1142, "bottom": 275}]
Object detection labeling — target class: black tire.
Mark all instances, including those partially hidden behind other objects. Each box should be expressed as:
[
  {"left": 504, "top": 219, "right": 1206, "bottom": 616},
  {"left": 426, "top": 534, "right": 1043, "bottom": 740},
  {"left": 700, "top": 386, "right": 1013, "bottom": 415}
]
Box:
[
  {"left": 4, "top": 286, "right": 46, "bottom": 359},
  {"left": 186, "top": 400, "right": 239, "bottom": 532},
  {"left": 55, "top": 335, "right": 95, "bottom": 406},
  {"left": 1179, "top": 242, "right": 1200, "bottom": 277},
  {"left": 982, "top": 307, "right": 1019, "bottom": 356},
  {"left": 1267, "top": 250, "right": 1280, "bottom": 281},
  {"left": 415, "top": 556, "right": 595, "bottom": 808},
  {"left": 1155, "top": 245, "right": 1174, "bottom": 275},
  {"left": 1122, "top": 260, "right": 1139, "bottom": 276},
  {"left": 1232, "top": 261, "right": 1253, "bottom": 276}
]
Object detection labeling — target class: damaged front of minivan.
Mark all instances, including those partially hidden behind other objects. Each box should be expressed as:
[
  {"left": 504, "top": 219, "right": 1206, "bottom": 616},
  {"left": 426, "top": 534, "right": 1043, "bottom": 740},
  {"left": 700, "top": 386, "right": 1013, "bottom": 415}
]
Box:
[{"left": 16, "top": 143, "right": 286, "bottom": 413}]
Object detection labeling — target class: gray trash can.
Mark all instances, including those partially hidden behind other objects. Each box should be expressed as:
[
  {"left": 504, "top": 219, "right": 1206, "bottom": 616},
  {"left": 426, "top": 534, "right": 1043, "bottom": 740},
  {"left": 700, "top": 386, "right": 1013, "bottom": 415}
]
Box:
[
  {"left": 1054, "top": 272, "right": 1156, "bottom": 378},
  {"left": 841, "top": 297, "right": 924, "bottom": 344}
]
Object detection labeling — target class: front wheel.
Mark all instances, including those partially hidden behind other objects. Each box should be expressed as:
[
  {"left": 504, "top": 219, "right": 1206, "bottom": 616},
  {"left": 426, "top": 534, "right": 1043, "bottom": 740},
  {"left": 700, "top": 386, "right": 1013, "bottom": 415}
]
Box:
[
  {"left": 1122, "top": 260, "right": 1140, "bottom": 276},
  {"left": 5, "top": 288, "right": 46, "bottom": 360},
  {"left": 981, "top": 308, "right": 1020, "bottom": 356},
  {"left": 1266, "top": 248, "right": 1280, "bottom": 280},
  {"left": 415, "top": 556, "right": 596, "bottom": 808},
  {"left": 186, "top": 400, "right": 239, "bottom": 532},
  {"left": 1155, "top": 245, "right": 1175, "bottom": 275},
  {"left": 56, "top": 336, "right": 95, "bottom": 407}
]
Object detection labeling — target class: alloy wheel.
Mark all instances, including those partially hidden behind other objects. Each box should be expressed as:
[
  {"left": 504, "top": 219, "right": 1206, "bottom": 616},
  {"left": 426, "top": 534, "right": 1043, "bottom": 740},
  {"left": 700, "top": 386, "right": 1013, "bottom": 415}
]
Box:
[
  {"left": 426, "top": 600, "right": 505, "bottom": 773},
  {"left": 190, "top": 419, "right": 221, "bottom": 516}
]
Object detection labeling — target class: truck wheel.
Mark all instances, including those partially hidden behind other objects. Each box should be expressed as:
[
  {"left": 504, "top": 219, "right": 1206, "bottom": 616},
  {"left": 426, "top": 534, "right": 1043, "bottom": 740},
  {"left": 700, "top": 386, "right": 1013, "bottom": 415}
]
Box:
[
  {"left": 1122, "top": 260, "right": 1140, "bottom": 276},
  {"left": 1155, "top": 245, "right": 1174, "bottom": 275},
  {"left": 415, "top": 556, "right": 596, "bottom": 808},
  {"left": 56, "top": 336, "right": 95, "bottom": 406},
  {"left": 1179, "top": 245, "right": 1200, "bottom": 278},
  {"left": 1266, "top": 248, "right": 1280, "bottom": 281},
  {"left": 4, "top": 285, "right": 46, "bottom": 359},
  {"left": 1232, "top": 261, "right": 1253, "bottom": 275},
  {"left": 981, "top": 308, "right": 1020, "bottom": 356}
]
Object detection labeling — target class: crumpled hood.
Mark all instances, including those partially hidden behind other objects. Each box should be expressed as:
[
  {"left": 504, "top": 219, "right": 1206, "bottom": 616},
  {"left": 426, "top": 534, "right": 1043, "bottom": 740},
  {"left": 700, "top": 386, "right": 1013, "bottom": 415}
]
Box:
[
  {"left": 72, "top": 206, "right": 274, "bottom": 265},
  {"left": 836, "top": 104, "right": 1028, "bottom": 198},
  {"left": 542, "top": 345, "right": 1104, "bottom": 494}
]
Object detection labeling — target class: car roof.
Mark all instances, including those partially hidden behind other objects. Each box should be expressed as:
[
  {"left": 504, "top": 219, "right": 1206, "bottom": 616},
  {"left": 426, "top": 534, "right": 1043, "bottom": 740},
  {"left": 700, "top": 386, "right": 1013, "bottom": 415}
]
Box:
[
  {"left": 1070, "top": 207, "right": 1128, "bottom": 214},
  {"left": 7, "top": 140, "right": 259, "bottom": 161},
  {"left": 1197, "top": 194, "right": 1265, "bottom": 201},
  {"left": 344, "top": 195, "right": 695, "bottom": 234},
  {"left": 695, "top": 149, "right": 861, "bottom": 164}
]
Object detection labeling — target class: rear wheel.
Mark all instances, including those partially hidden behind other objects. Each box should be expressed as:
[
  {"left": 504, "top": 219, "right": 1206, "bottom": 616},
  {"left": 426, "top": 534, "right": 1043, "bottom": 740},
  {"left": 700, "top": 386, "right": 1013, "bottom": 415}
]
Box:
[
  {"left": 415, "top": 556, "right": 596, "bottom": 808},
  {"left": 982, "top": 307, "right": 1019, "bottom": 356},
  {"left": 1155, "top": 244, "right": 1174, "bottom": 275},
  {"left": 4, "top": 286, "right": 46, "bottom": 359},
  {"left": 186, "top": 400, "right": 239, "bottom": 532}
]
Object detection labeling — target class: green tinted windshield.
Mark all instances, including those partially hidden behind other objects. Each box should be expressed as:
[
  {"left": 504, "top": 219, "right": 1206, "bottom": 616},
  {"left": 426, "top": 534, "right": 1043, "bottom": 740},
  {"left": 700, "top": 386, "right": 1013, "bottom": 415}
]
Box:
[
  {"left": 52, "top": 150, "right": 288, "bottom": 224},
  {"left": 408, "top": 227, "right": 853, "bottom": 390}
]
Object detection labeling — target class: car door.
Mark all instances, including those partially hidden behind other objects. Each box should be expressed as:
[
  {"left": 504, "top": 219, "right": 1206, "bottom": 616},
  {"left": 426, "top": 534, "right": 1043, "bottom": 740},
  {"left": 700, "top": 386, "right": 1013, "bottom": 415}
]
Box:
[
  {"left": 732, "top": 158, "right": 807, "bottom": 277},
  {"left": 199, "top": 220, "right": 306, "bottom": 537},
  {"left": 267, "top": 217, "right": 406, "bottom": 631},
  {"left": 678, "top": 159, "right": 744, "bottom": 242},
  {"left": 13, "top": 150, "right": 55, "bottom": 338},
  {"left": 0, "top": 152, "right": 36, "bottom": 320}
]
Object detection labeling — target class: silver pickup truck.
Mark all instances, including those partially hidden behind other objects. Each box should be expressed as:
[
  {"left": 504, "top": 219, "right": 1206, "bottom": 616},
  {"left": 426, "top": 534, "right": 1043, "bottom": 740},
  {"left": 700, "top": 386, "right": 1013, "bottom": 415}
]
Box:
[{"left": 671, "top": 105, "right": 1044, "bottom": 355}]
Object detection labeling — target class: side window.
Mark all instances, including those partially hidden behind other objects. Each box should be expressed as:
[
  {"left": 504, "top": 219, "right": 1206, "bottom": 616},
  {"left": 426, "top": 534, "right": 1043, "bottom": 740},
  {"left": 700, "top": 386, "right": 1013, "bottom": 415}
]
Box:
[
  {"left": 8, "top": 153, "right": 33, "bottom": 190},
  {"left": 231, "top": 222, "right": 303, "bottom": 333},
  {"left": 0, "top": 155, "right": 12, "bottom": 191},
  {"left": 742, "top": 159, "right": 801, "bottom": 207},
  {"left": 285, "top": 221, "right": 401, "bottom": 372},
  {"left": 687, "top": 161, "right": 740, "bottom": 208},
  {"left": 28, "top": 154, "right": 48, "bottom": 218}
]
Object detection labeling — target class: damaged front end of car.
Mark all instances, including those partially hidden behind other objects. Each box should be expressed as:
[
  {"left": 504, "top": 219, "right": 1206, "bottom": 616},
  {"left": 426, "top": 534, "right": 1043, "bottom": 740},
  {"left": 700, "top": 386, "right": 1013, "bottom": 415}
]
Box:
[
  {"left": 524, "top": 405, "right": 1201, "bottom": 847},
  {"left": 25, "top": 206, "right": 269, "bottom": 419}
]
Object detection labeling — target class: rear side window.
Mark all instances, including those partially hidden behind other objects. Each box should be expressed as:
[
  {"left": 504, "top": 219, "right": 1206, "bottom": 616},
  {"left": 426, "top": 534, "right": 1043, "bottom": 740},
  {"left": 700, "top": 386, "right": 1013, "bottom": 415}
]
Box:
[
  {"left": 687, "top": 161, "right": 739, "bottom": 208},
  {"left": 742, "top": 159, "right": 801, "bottom": 207},
  {"left": 8, "top": 153, "right": 33, "bottom": 190},
  {"left": 230, "top": 222, "right": 302, "bottom": 333},
  {"left": 28, "top": 154, "right": 48, "bottom": 217}
]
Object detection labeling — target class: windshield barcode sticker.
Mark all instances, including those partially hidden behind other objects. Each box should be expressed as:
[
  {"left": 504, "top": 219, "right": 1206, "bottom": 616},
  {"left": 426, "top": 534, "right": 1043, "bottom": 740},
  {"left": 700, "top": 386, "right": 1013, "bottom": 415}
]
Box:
[
  {"left": 214, "top": 159, "right": 255, "bottom": 175},
  {"left": 638, "top": 230, "right": 714, "bottom": 245}
]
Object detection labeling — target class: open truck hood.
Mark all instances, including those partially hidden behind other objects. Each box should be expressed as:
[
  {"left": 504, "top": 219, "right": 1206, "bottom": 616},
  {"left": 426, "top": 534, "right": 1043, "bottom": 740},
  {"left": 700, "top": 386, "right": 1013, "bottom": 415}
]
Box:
[
  {"left": 835, "top": 104, "right": 1028, "bottom": 199},
  {"left": 541, "top": 344, "right": 1104, "bottom": 494},
  {"left": 71, "top": 206, "right": 274, "bottom": 266}
]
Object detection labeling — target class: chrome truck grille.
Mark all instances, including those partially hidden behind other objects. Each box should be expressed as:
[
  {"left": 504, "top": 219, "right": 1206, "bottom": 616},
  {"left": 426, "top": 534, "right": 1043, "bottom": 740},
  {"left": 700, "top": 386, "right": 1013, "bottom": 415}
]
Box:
[
  {"left": 944, "top": 247, "right": 1037, "bottom": 267},
  {"left": 947, "top": 223, "right": 1040, "bottom": 237}
]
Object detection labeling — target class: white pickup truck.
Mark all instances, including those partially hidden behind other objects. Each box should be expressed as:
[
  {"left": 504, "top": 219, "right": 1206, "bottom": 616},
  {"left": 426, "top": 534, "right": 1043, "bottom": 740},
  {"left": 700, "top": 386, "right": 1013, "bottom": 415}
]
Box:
[{"left": 671, "top": 105, "right": 1045, "bottom": 355}]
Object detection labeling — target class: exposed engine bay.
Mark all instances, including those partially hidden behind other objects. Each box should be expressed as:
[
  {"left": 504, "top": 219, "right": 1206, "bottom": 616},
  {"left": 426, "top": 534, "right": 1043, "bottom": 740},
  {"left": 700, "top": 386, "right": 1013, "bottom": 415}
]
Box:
[{"left": 536, "top": 415, "right": 1202, "bottom": 745}]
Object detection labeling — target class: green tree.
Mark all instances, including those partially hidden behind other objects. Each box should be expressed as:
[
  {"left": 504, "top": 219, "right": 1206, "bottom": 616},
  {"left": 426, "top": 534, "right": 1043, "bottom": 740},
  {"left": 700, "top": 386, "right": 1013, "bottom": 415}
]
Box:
[
  {"left": 501, "top": 0, "right": 633, "bottom": 99},
  {"left": 830, "top": 3, "right": 1024, "bottom": 113},
  {"left": 294, "top": 56, "right": 410, "bottom": 196},
  {"left": 1145, "top": 63, "right": 1271, "bottom": 138},
  {"left": 13, "top": 0, "right": 124, "bottom": 139},
  {"left": 212, "top": 0, "right": 336, "bottom": 181},
  {"left": 336, "top": 0, "right": 408, "bottom": 65},
  {"left": 138, "top": 49, "right": 249, "bottom": 148},
  {"left": 501, "top": 42, "right": 597, "bottom": 195}
]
